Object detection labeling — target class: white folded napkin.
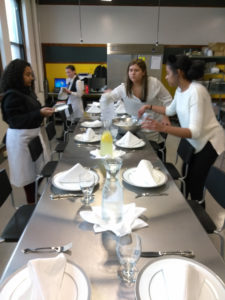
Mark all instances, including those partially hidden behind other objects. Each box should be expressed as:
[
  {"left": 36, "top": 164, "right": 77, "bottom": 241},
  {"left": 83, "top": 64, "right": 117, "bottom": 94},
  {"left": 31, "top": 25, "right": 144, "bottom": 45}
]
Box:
[
  {"left": 27, "top": 253, "right": 66, "bottom": 300},
  {"left": 80, "top": 203, "right": 148, "bottom": 237},
  {"left": 130, "top": 160, "right": 161, "bottom": 186},
  {"left": 116, "top": 131, "right": 143, "bottom": 147},
  {"left": 82, "top": 120, "right": 102, "bottom": 127},
  {"left": 58, "top": 163, "right": 89, "bottom": 183},
  {"left": 81, "top": 128, "right": 97, "bottom": 141},
  {"left": 86, "top": 103, "right": 101, "bottom": 113},
  {"left": 115, "top": 100, "right": 126, "bottom": 114},
  {"left": 90, "top": 148, "right": 125, "bottom": 159}
]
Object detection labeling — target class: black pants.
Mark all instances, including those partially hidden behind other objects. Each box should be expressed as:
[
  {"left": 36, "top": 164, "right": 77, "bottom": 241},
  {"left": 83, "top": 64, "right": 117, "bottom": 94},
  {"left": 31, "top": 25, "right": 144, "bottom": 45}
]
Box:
[{"left": 183, "top": 141, "right": 218, "bottom": 201}]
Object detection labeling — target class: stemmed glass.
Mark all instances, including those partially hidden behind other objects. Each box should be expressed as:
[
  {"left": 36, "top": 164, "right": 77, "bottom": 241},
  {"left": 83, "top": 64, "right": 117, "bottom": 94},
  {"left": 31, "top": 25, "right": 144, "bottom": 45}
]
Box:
[
  {"left": 79, "top": 171, "right": 95, "bottom": 205},
  {"left": 116, "top": 233, "right": 142, "bottom": 285}
]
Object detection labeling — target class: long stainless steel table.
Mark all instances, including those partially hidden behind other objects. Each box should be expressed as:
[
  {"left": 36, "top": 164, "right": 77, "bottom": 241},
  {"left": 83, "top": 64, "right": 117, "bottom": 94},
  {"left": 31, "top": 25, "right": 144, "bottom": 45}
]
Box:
[{"left": 1, "top": 123, "right": 225, "bottom": 299}]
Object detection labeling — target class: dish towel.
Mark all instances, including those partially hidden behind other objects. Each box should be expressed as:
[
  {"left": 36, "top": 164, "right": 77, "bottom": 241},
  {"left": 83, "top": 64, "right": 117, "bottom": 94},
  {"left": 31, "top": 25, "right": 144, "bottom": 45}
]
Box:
[
  {"left": 27, "top": 254, "right": 66, "bottom": 300},
  {"left": 90, "top": 148, "right": 126, "bottom": 159},
  {"left": 80, "top": 203, "right": 148, "bottom": 237},
  {"left": 130, "top": 160, "right": 161, "bottom": 186},
  {"left": 115, "top": 100, "right": 126, "bottom": 114},
  {"left": 58, "top": 163, "right": 89, "bottom": 184},
  {"left": 116, "top": 131, "right": 143, "bottom": 147}
]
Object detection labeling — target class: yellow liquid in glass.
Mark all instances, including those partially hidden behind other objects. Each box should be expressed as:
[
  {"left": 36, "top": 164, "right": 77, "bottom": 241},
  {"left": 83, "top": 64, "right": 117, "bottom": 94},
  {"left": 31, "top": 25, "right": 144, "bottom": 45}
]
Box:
[{"left": 100, "top": 130, "right": 113, "bottom": 157}]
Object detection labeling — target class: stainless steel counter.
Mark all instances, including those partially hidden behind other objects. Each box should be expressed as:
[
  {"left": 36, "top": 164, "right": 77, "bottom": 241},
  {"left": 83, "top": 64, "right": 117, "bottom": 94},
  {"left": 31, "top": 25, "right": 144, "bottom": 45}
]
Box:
[{"left": 1, "top": 124, "right": 225, "bottom": 299}]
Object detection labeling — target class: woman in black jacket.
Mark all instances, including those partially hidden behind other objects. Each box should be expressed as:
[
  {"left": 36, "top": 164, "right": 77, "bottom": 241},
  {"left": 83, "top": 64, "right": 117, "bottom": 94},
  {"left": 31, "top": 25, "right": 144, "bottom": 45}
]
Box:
[{"left": 0, "top": 59, "right": 54, "bottom": 203}]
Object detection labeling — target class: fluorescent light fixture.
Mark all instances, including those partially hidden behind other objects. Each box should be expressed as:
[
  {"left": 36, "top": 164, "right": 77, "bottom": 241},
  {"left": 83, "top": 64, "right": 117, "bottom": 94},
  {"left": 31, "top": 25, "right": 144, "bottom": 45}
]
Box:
[{"left": 101, "top": 0, "right": 112, "bottom": 1}]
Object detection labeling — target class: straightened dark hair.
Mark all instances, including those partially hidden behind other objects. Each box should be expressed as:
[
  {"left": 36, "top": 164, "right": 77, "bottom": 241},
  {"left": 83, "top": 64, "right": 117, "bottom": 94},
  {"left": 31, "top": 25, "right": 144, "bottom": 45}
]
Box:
[
  {"left": 126, "top": 59, "right": 148, "bottom": 102},
  {"left": 0, "top": 59, "right": 32, "bottom": 95},
  {"left": 66, "top": 65, "right": 76, "bottom": 72},
  {"left": 166, "top": 54, "right": 205, "bottom": 81}
]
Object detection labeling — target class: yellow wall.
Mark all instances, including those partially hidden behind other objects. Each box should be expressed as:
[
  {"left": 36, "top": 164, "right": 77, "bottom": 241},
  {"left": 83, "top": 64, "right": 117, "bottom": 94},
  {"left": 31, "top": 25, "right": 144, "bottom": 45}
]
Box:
[
  {"left": 161, "top": 64, "right": 176, "bottom": 97},
  {"left": 45, "top": 63, "right": 107, "bottom": 92}
]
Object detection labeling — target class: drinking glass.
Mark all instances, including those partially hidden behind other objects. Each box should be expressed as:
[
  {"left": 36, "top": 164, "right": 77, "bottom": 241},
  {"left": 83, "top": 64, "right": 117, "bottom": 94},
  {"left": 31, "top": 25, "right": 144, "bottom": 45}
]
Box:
[
  {"left": 116, "top": 233, "right": 142, "bottom": 285},
  {"left": 79, "top": 171, "right": 95, "bottom": 204},
  {"left": 110, "top": 126, "right": 118, "bottom": 142}
]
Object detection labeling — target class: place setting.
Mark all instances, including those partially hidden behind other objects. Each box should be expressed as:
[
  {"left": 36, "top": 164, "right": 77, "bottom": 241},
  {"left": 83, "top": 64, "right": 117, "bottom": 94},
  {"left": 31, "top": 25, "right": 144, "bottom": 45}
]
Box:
[
  {"left": 0, "top": 252, "right": 91, "bottom": 300},
  {"left": 80, "top": 119, "right": 103, "bottom": 128},
  {"left": 51, "top": 163, "right": 99, "bottom": 205},
  {"left": 74, "top": 128, "right": 101, "bottom": 144},
  {"left": 115, "top": 131, "right": 146, "bottom": 149}
]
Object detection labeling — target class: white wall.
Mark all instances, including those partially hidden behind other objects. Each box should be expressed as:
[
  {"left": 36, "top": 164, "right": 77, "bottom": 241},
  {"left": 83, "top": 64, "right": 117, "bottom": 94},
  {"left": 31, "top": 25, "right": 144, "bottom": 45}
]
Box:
[{"left": 38, "top": 5, "right": 225, "bottom": 44}]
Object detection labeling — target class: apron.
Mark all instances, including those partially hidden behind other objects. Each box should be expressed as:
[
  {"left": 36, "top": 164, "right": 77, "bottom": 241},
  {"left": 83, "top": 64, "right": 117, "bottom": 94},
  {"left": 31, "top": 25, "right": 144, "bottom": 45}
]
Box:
[
  {"left": 6, "top": 128, "right": 49, "bottom": 187},
  {"left": 67, "top": 94, "right": 84, "bottom": 120}
]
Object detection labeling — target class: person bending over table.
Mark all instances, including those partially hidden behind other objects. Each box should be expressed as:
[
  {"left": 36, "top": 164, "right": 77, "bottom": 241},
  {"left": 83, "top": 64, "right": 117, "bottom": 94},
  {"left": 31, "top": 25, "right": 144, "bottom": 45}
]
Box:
[
  {"left": 139, "top": 54, "right": 225, "bottom": 203},
  {"left": 100, "top": 59, "right": 172, "bottom": 160},
  {"left": 58, "top": 65, "right": 84, "bottom": 122},
  {"left": 0, "top": 59, "right": 54, "bottom": 204}
]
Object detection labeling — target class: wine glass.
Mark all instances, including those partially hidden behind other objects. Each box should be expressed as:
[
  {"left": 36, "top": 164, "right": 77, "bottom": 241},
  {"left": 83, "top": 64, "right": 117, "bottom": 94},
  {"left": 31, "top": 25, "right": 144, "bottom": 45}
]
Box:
[
  {"left": 116, "top": 233, "right": 142, "bottom": 285},
  {"left": 79, "top": 171, "right": 95, "bottom": 205}
]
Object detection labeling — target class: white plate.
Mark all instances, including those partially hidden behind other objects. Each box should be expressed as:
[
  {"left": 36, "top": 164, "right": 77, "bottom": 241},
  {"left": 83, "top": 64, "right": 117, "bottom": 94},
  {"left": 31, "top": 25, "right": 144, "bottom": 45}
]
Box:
[
  {"left": 52, "top": 169, "right": 99, "bottom": 191},
  {"left": 115, "top": 139, "right": 146, "bottom": 149},
  {"left": 80, "top": 121, "right": 102, "bottom": 128},
  {"left": 0, "top": 262, "right": 91, "bottom": 300},
  {"left": 54, "top": 104, "right": 69, "bottom": 112},
  {"left": 74, "top": 134, "right": 101, "bottom": 143},
  {"left": 136, "top": 257, "right": 225, "bottom": 300},
  {"left": 122, "top": 168, "right": 167, "bottom": 188}
]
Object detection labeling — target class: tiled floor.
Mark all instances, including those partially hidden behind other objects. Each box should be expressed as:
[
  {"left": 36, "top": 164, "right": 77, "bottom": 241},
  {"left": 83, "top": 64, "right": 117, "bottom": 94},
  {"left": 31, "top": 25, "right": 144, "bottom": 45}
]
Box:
[{"left": 0, "top": 130, "right": 225, "bottom": 281}]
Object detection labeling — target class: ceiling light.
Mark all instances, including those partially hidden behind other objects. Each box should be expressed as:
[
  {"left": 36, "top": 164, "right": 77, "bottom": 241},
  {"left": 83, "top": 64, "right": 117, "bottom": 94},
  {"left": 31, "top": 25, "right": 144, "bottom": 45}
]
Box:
[{"left": 101, "top": 0, "right": 112, "bottom": 2}]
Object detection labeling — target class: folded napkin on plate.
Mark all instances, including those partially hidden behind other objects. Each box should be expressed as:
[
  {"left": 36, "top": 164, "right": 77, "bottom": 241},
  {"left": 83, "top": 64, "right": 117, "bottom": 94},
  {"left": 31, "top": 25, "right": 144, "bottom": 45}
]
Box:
[
  {"left": 82, "top": 120, "right": 102, "bottom": 127},
  {"left": 115, "top": 100, "right": 126, "bottom": 114},
  {"left": 116, "top": 131, "right": 143, "bottom": 147},
  {"left": 79, "top": 128, "right": 98, "bottom": 141},
  {"left": 90, "top": 148, "right": 125, "bottom": 159},
  {"left": 131, "top": 160, "right": 161, "bottom": 186},
  {"left": 80, "top": 203, "right": 148, "bottom": 237},
  {"left": 86, "top": 103, "right": 101, "bottom": 113},
  {"left": 27, "top": 253, "right": 66, "bottom": 300},
  {"left": 58, "top": 163, "right": 89, "bottom": 183}
]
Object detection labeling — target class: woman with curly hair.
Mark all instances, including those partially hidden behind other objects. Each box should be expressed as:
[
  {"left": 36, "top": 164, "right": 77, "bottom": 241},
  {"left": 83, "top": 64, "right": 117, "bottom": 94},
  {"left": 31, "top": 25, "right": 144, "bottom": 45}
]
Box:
[
  {"left": 0, "top": 59, "right": 54, "bottom": 204},
  {"left": 139, "top": 54, "right": 225, "bottom": 203}
]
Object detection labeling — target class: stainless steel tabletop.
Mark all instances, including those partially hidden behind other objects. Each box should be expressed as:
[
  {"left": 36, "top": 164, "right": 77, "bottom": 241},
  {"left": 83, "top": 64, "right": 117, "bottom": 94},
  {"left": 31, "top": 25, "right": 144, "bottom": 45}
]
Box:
[{"left": 1, "top": 124, "right": 225, "bottom": 299}]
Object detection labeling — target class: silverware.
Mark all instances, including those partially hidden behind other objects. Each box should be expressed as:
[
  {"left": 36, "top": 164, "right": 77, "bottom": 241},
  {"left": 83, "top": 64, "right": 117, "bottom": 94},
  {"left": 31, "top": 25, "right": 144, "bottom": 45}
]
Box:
[
  {"left": 141, "top": 250, "right": 195, "bottom": 258},
  {"left": 50, "top": 194, "right": 83, "bottom": 200},
  {"left": 135, "top": 192, "right": 168, "bottom": 198},
  {"left": 22, "top": 242, "right": 72, "bottom": 254}
]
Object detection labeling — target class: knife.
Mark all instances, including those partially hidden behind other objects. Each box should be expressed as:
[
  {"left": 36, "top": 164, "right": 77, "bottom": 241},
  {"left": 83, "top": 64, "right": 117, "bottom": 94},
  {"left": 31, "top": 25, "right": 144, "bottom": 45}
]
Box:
[
  {"left": 22, "top": 242, "right": 73, "bottom": 254},
  {"left": 50, "top": 194, "right": 82, "bottom": 200},
  {"left": 141, "top": 250, "right": 195, "bottom": 258}
]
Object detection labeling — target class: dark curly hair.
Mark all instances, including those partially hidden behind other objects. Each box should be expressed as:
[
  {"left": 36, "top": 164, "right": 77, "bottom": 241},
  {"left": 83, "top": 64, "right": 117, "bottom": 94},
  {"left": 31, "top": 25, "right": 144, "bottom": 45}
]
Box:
[
  {"left": 166, "top": 55, "right": 205, "bottom": 81},
  {"left": 0, "top": 59, "right": 32, "bottom": 94}
]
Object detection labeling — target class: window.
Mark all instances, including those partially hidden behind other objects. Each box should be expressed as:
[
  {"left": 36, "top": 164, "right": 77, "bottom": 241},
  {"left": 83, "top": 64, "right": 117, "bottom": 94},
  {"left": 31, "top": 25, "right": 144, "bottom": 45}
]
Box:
[{"left": 5, "top": 0, "right": 25, "bottom": 60}]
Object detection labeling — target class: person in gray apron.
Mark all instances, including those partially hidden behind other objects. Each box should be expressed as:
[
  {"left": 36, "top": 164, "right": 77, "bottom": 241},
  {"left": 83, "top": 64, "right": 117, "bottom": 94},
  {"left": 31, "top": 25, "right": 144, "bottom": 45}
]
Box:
[{"left": 0, "top": 59, "right": 54, "bottom": 204}]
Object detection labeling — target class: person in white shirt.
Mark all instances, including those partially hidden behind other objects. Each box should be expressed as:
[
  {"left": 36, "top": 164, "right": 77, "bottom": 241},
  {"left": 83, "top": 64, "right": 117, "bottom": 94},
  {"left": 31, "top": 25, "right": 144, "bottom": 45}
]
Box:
[
  {"left": 139, "top": 54, "right": 225, "bottom": 203},
  {"left": 100, "top": 59, "right": 172, "bottom": 160},
  {"left": 58, "top": 65, "right": 84, "bottom": 121}
]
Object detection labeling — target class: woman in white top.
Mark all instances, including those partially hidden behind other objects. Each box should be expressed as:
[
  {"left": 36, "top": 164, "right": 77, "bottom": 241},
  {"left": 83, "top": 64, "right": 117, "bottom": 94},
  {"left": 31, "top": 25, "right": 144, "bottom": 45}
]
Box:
[
  {"left": 100, "top": 59, "right": 172, "bottom": 159},
  {"left": 139, "top": 54, "right": 225, "bottom": 202},
  {"left": 58, "top": 65, "right": 84, "bottom": 120}
]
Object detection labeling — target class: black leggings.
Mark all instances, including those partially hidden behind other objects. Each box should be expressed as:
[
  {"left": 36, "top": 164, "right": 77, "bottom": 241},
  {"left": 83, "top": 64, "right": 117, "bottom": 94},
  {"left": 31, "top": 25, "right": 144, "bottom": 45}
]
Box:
[{"left": 183, "top": 141, "right": 218, "bottom": 201}]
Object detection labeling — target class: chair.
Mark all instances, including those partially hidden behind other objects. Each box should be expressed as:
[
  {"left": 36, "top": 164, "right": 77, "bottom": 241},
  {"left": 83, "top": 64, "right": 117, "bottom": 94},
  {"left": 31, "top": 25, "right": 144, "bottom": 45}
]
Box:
[
  {"left": 164, "top": 138, "right": 195, "bottom": 197},
  {"left": 150, "top": 132, "right": 168, "bottom": 162},
  {"left": 45, "top": 121, "right": 67, "bottom": 159},
  {"left": 0, "top": 169, "right": 35, "bottom": 242},
  {"left": 58, "top": 110, "right": 73, "bottom": 142},
  {"left": 28, "top": 136, "right": 58, "bottom": 203},
  {"left": 188, "top": 166, "right": 225, "bottom": 257}
]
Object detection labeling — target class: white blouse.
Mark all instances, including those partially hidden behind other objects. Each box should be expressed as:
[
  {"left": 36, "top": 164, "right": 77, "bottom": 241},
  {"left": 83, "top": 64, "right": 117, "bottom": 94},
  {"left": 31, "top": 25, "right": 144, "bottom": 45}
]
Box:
[{"left": 166, "top": 82, "right": 225, "bottom": 154}]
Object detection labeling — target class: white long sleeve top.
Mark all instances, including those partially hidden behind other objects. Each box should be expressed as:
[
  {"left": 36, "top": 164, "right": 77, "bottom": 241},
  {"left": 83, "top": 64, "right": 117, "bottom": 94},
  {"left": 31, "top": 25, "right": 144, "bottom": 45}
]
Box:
[
  {"left": 166, "top": 82, "right": 225, "bottom": 154},
  {"left": 101, "top": 76, "right": 172, "bottom": 143}
]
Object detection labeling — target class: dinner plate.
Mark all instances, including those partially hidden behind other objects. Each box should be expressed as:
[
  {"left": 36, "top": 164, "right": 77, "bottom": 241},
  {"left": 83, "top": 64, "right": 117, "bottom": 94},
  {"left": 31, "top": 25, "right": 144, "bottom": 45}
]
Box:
[
  {"left": 136, "top": 256, "right": 225, "bottom": 300},
  {"left": 0, "top": 262, "right": 91, "bottom": 300},
  {"left": 80, "top": 121, "right": 102, "bottom": 128},
  {"left": 52, "top": 169, "right": 99, "bottom": 191},
  {"left": 115, "top": 139, "right": 146, "bottom": 149},
  {"left": 74, "top": 134, "right": 101, "bottom": 143},
  {"left": 122, "top": 168, "right": 167, "bottom": 188}
]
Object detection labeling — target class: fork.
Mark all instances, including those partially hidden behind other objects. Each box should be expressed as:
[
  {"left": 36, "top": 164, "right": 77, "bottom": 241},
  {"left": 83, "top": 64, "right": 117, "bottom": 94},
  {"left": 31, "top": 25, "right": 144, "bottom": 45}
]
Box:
[
  {"left": 135, "top": 192, "right": 168, "bottom": 198},
  {"left": 22, "top": 242, "right": 72, "bottom": 254}
]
